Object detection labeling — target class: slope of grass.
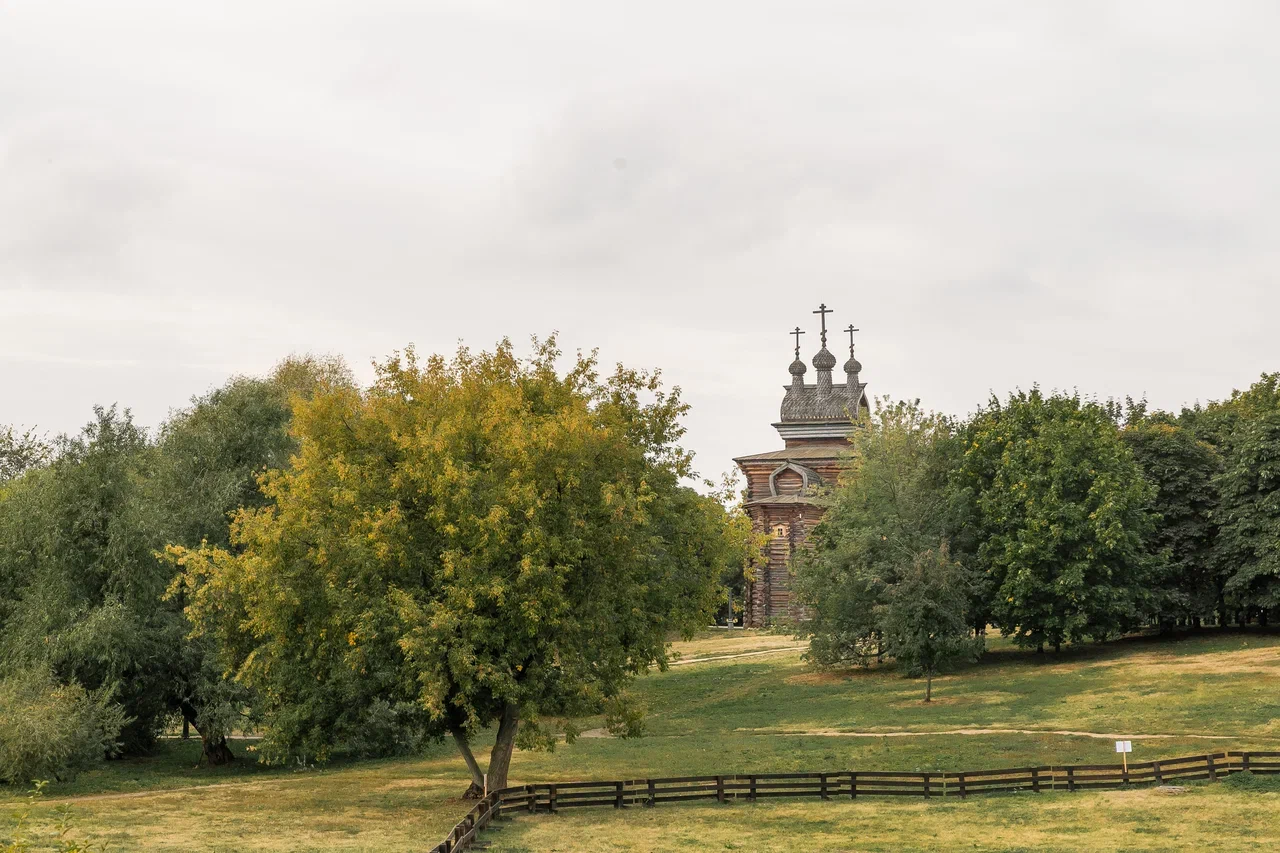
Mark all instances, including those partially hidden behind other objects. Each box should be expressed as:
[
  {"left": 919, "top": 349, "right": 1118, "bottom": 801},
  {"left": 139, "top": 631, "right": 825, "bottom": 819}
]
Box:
[{"left": 2, "top": 628, "right": 1276, "bottom": 851}]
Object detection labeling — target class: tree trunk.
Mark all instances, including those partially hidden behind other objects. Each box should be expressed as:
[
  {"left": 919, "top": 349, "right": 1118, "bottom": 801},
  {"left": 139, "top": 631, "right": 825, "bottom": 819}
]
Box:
[
  {"left": 451, "top": 727, "right": 487, "bottom": 799},
  {"left": 485, "top": 703, "right": 521, "bottom": 793},
  {"left": 201, "top": 734, "right": 235, "bottom": 766},
  {"left": 924, "top": 670, "right": 933, "bottom": 703},
  {"left": 1053, "top": 641, "right": 1061, "bottom": 654},
  {"left": 180, "top": 702, "right": 234, "bottom": 767}
]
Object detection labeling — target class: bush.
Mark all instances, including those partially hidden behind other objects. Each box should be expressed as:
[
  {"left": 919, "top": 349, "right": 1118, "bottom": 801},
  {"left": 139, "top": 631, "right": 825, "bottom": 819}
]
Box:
[
  {"left": 1221, "top": 770, "right": 1280, "bottom": 793},
  {"left": 0, "top": 670, "right": 128, "bottom": 785}
]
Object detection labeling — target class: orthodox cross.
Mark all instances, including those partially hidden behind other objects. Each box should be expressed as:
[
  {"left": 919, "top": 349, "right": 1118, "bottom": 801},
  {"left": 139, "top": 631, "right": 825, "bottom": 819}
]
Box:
[
  {"left": 844, "top": 323, "right": 860, "bottom": 352},
  {"left": 790, "top": 326, "right": 806, "bottom": 358},
  {"left": 813, "top": 303, "right": 833, "bottom": 346}
]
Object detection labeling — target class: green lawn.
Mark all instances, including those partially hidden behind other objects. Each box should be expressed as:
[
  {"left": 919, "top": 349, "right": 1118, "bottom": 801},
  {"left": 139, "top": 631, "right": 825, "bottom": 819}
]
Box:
[
  {"left": 4, "top": 628, "right": 1278, "bottom": 851},
  {"left": 485, "top": 775, "right": 1280, "bottom": 852}
]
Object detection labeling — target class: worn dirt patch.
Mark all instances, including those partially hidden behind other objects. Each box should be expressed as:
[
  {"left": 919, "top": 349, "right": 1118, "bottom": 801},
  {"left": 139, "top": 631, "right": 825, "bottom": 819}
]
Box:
[
  {"left": 1094, "top": 646, "right": 1280, "bottom": 677},
  {"left": 669, "top": 646, "right": 808, "bottom": 667},
  {"left": 734, "top": 727, "right": 1239, "bottom": 741}
]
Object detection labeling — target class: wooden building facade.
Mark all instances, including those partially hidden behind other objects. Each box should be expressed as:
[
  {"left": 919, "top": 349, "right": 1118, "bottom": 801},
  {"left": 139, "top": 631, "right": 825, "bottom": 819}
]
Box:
[{"left": 733, "top": 307, "right": 869, "bottom": 627}]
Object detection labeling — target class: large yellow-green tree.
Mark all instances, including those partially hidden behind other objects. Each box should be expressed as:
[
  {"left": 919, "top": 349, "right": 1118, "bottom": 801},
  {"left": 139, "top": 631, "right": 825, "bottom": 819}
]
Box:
[{"left": 169, "top": 338, "right": 748, "bottom": 793}]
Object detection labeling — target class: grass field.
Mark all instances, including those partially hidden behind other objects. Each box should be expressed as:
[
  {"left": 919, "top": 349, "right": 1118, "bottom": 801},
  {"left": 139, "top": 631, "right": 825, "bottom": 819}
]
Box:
[{"left": 3, "top": 628, "right": 1278, "bottom": 851}]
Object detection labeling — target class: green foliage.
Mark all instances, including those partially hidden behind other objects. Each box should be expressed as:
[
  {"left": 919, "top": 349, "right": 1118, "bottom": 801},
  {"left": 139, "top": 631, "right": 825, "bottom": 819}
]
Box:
[
  {"left": 0, "top": 356, "right": 353, "bottom": 767},
  {"left": 152, "top": 356, "right": 354, "bottom": 754},
  {"left": 876, "top": 545, "right": 979, "bottom": 700},
  {"left": 956, "top": 389, "right": 1155, "bottom": 650},
  {"left": 0, "top": 407, "right": 174, "bottom": 753},
  {"left": 169, "top": 338, "right": 744, "bottom": 788},
  {"left": 0, "top": 670, "right": 127, "bottom": 786},
  {"left": 795, "top": 399, "right": 963, "bottom": 668},
  {"left": 0, "top": 429, "right": 48, "bottom": 486},
  {"left": 1214, "top": 374, "right": 1280, "bottom": 614},
  {"left": 1121, "top": 411, "right": 1223, "bottom": 624},
  {"left": 1220, "top": 769, "right": 1280, "bottom": 793},
  {"left": 602, "top": 693, "right": 647, "bottom": 739}
]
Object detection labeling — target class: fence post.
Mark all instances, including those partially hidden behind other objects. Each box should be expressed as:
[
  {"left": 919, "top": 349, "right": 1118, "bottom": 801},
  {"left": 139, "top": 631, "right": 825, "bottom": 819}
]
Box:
[
  {"left": 849, "top": 772, "right": 857, "bottom": 800},
  {"left": 1066, "top": 767, "right": 1076, "bottom": 792},
  {"left": 1242, "top": 753, "right": 1251, "bottom": 773},
  {"left": 958, "top": 773, "right": 966, "bottom": 799},
  {"left": 1207, "top": 754, "right": 1217, "bottom": 782},
  {"left": 647, "top": 779, "right": 656, "bottom": 807},
  {"left": 717, "top": 775, "right": 725, "bottom": 804},
  {"left": 1153, "top": 761, "right": 1162, "bottom": 785},
  {"left": 922, "top": 772, "right": 931, "bottom": 799},
  {"left": 615, "top": 780, "right": 625, "bottom": 809},
  {"left": 1031, "top": 768, "right": 1040, "bottom": 793},
  {"left": 527, "top": 784, "right": 536, "bottom": 813},
  {"left": 749, "top": 775, "right": 757, "bottom": 802},
  {"left": 549, "top": 784, "right": 558, "bottom": 814},
  {"left": 820, "top": 773, "right": 829, "bottom": 801}
]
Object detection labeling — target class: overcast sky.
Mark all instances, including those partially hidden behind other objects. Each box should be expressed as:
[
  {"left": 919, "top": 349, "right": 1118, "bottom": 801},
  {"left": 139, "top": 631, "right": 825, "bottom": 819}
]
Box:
[{"left": 3, "top": 1, "right": 1278, "bottom": 481}]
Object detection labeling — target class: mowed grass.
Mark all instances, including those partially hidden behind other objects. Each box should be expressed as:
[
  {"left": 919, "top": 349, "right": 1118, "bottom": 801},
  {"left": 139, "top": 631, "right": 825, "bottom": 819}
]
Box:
[
  {"left": 3, "top": 628, "right": 1278, "bottom": 851},
  {"left": 486, "top": 778, "right": 1280, "bottom": 852}
]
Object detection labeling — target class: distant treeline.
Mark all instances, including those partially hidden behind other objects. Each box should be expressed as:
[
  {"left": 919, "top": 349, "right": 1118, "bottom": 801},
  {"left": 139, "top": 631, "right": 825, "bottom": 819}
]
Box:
[{"left": 796, "top": 375, "right": 1280, "bottom": 689}]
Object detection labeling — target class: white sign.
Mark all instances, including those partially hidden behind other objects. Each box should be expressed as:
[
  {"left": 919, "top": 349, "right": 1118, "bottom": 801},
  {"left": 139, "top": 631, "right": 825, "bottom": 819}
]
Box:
[{"left": 1115, "top": 740, "right": 1132, "bottom": 753}]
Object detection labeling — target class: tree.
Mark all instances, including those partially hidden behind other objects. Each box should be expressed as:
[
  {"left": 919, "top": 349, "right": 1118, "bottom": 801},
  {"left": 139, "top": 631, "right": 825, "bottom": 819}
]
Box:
[
  {"left": 0, "top": 407, "right": 175, "bottom": 754},
  {"left": 0, "top": 357, "right": 351, "bottom": 766},
  {"left": 152, "top": 356, "right": 354, "bottom": 765},
  {"left": 1215, "top": 374, "right": 1280, "bottom": 621},
  {"left": 0, "top": 427, "right": 48, "bottom": 484},
  {"left": 957, "top": 390, "right": 1154, "bottom": 652},
  {"left": 169, "top": 339, "right": 744, "bottom": 794},
  {"left": 1121, "top": 410, "right": 1222, "bottom": 628},
  {"left": 795, "top": 399, "right": 965, "bottom": 668},
  {"left": 877, "top": 545, "right": 977, "bottom": 701}
]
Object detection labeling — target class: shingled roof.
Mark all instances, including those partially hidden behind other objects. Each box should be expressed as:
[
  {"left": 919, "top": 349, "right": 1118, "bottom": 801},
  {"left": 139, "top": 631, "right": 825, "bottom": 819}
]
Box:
[{"left": 780, "top": 381, "right": 867, "bottom": 423}]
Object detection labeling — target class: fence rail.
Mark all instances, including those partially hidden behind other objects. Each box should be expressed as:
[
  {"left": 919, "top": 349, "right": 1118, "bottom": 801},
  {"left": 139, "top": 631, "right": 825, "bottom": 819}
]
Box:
[{"left": 428, "top": 750, "right": 1279, "bottom": 853}]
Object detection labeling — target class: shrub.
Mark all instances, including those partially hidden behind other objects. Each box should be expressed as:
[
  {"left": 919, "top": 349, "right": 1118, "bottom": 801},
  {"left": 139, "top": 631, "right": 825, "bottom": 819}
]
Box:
[
  {"left": 1221, "top": 770, "right": 1280, "bottom": 793},
  {"left": 0, "top": 670, "right": 128, "bottom": 785}
]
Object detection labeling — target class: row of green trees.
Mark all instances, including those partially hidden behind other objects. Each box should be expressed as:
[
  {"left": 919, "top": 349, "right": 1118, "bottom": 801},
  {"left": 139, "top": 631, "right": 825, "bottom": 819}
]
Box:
[
  {"left": 0, "top": 356, "right": 338, "bottom": 778},
  {"left": 0, "top": 340, "right": 753, "bottom": 791},
  {"left": 796, "top": 375, "right": 1280, "bottom": 696}
]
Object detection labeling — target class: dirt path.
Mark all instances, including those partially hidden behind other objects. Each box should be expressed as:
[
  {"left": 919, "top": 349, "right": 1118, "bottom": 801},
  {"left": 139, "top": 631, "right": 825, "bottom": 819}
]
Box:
[
  {"left": 669, "top": 646, "right": 808, "bottom": 666},
  {"left": 736, "top": 727, "right": 1239, "bottom": 741},
  {"left": 580, "top": 725, "right": 1238, "bottom": 741},
  {"left": 36, "top": 779, "right": 286, "bottom": 804}
]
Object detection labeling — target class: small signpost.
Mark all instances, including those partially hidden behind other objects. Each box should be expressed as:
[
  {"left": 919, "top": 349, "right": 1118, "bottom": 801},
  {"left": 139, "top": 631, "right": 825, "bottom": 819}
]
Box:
[{"left": 1115, "top": 740, "right": 1133, "bottom": 774}]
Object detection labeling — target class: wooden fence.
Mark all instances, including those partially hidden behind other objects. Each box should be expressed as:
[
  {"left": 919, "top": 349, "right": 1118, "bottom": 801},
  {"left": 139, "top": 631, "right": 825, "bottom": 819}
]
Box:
[{"left": 428, "top": 750, "right": 1280, "bottom": 853}]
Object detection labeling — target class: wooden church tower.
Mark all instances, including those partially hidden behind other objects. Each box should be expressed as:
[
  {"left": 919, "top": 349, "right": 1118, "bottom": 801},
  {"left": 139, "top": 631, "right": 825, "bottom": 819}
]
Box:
[{"left": 734, "top": 304, "right": 869, "bottom": 627}]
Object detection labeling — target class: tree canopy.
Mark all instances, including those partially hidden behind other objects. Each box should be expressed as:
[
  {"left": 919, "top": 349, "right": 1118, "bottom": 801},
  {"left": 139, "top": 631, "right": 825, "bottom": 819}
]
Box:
[
  {"left": 1215, "top": 374, "right": 1280, "bottom": 617},
  {"left": 1122, "top": 410, "right": 1222, "bottom": 628},
  {"left": 795, "top": 399, "right": 967, "bottom": 671},
  {"left": 955, "top": 390, "right": 1155, "bottom": 652},
  {"left": 169, "top": 338, "right": 748, "bottom": 792}
]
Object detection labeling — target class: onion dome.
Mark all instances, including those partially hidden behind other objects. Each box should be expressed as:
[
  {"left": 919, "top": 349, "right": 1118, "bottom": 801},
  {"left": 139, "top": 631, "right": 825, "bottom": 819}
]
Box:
[
  {"left": 812, "top": 347, "right": 837, "bottom": 371},
  {"left": 844, "top": 353, "right": 862, "bottom": 375},
  {"left": 789, "top": 357, "right": 807, "bottom": 378}
]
